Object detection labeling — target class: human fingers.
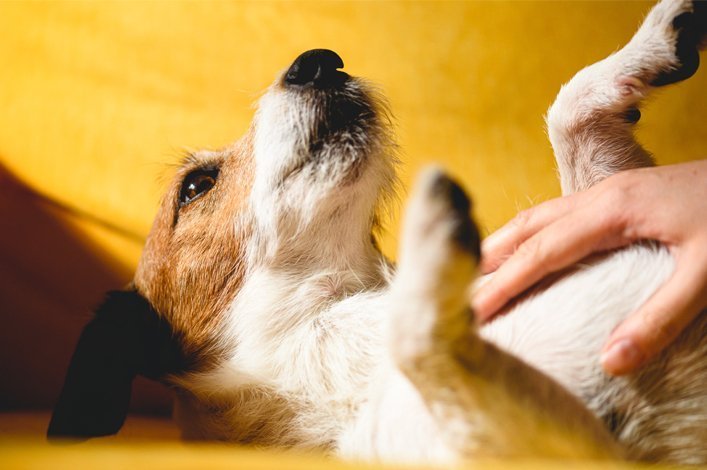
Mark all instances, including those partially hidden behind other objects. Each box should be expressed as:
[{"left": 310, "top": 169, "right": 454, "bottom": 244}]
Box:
[
  {"left": 473, "top": 202, "right": 622, "bottom": 321},
  {"left": 481, "top": 195, "right": 579, "bottom": 274},
  {"left": 601, "top": 242, "right": 707, "bottom": 376}
]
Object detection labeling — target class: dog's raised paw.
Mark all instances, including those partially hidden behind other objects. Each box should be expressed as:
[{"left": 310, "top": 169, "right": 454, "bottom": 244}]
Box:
[
  {"left": 396, "top": 167, "right": 480, "bottom": 298},
  {"left": 390, "top": 168, "right": 481, "bottom": 368}
]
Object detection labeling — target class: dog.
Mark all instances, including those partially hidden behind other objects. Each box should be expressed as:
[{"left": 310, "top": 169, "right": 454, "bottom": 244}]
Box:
[{"left": 48, "top": 0, "right": 706, "bottom": 465}]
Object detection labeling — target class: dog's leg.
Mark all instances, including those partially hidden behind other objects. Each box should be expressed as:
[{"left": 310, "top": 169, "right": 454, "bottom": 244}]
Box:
[
  {"left": 547, "top": 0, "right": 706, "bottom": 194},
  {"left": 388, "top": 168, "right": 620, "bottom": 459}
]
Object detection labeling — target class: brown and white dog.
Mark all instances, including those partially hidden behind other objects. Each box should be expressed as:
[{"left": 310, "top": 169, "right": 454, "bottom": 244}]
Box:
[{"left": 49, "top": 0, "right": 706, "bottom": 465}]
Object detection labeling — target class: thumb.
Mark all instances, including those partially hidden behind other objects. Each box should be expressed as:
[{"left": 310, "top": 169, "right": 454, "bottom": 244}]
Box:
[{"left": 601, "top": 244, "right": 707, "bottom": 376}]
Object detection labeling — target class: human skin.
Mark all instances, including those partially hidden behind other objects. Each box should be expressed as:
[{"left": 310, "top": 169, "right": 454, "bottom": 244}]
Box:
[{"left": 473, "top": 159, "right": 707, "bottom": 376}]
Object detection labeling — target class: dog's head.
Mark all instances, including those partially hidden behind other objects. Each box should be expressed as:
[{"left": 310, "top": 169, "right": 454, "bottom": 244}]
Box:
[{"left": 48, "top": 49, "right": 397, "bottom": 439}]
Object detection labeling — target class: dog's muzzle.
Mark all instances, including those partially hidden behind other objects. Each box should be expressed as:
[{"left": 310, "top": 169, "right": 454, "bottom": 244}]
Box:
[
  {"left": 272, "top": 48, "right": 381, "bottom": 186},
  {"left": 284, "top": 49, "right": 349, "bottom": 89}
]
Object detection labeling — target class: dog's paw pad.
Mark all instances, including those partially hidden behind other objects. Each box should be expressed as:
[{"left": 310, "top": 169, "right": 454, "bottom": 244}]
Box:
[
  {"left": 650, "top": 1, "right": 706, "bottom": 86},
  {"left": 426, "top": 170, "right": 481, "bottom": 260}
]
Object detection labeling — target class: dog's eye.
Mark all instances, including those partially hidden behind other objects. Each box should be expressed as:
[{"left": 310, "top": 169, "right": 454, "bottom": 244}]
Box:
[{"left": 179, "top": 169, "right": 219, "bottom": 207}]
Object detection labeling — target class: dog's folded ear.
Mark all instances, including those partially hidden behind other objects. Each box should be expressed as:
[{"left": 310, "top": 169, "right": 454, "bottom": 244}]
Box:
[{"left": 47, "top": 289, "right": 185, "bottom": 440}]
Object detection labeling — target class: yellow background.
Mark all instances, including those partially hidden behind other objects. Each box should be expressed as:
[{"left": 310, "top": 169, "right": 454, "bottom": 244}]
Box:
[
  {"left": 2, "top": 1, "right": 705, "bottom": 272},
  {"left": 0, "top": 0, "right": 705, "bottom": 461}
]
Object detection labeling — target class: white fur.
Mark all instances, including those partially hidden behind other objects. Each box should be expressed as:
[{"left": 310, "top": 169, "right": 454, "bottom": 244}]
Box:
[{"left": 171, "top": 1, "right": 706, "bottom": 465}]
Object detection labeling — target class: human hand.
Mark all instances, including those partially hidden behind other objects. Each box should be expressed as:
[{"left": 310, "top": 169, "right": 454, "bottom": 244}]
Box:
[{"left": 472, "top": 160, "right": 707, "bottom": 376}]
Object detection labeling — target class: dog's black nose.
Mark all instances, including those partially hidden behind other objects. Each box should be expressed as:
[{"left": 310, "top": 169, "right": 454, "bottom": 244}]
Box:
[{"left": 285, "top": 49, "right": 347, "bottom": 88}]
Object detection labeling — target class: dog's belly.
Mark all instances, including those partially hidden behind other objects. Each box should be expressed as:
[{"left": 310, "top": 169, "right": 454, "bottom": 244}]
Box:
[
  {"left": 480, "top": 244, "right": 674, "bottom": 410},
  {"left": 342, "top": 244, "right": 680, "bottom": 464},
  {"left": 478, "top": 243, "right": 707, "bottom": 463}
]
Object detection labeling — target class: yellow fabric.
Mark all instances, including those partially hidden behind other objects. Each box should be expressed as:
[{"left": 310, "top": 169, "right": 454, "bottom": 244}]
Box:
[
  {"left": 0, "top": 0, "right": 705, "bottom": 465},
  {"left": 0, "top": 441, "right": 656, "bottom": 470},
  {"left": 2, "top": 1, "right": 705, "bottom": 270},
  {"left": 0, "top": 413, "right": 653, "bottom": 469}
]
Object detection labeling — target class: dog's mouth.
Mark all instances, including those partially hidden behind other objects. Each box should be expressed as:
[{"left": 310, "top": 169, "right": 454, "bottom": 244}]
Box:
[{"left": 262, "top": 49, "right": 387, "bottom": 186}]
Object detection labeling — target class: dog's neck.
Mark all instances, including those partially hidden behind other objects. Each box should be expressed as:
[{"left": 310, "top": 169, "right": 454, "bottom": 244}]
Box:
[{"left": 247, "top": 207, "right": 389, "bottom": 283}]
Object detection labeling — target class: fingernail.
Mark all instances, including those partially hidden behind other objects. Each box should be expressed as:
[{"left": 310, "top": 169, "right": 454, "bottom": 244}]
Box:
[{"left": 601, "top": 339, "right": 643, "bottom": 376}]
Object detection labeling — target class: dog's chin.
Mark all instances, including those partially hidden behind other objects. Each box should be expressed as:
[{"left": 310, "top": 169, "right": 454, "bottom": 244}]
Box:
[{"left": 282, "top": 79, "right": 384, "bottom": 186}]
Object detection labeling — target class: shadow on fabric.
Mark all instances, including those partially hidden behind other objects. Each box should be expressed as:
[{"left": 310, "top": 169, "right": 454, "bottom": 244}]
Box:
[{"left": 0, "top": 162, "right": 172, "bottom": 419}]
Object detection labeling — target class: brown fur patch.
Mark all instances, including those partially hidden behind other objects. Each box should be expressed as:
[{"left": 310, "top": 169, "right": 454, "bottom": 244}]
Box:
[{"left": 134, "top": 132, "right": 255, "bottom": 368}]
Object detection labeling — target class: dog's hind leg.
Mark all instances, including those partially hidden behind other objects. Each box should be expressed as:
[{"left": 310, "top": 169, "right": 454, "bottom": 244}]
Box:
[
  {"left": 388, "top": 168, "right": 621, "bottom": 459},
  {"left": 547, "top": 0, "right": 706, "bottom": 195}
]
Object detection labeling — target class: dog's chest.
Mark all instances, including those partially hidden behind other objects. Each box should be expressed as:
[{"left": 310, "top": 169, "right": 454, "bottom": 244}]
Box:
[
  {"left": 177, "top": 268, "right": 389, "bottom": 446},
  {"left": 226, "top": 269, "right": 385, "bottom": 386}
]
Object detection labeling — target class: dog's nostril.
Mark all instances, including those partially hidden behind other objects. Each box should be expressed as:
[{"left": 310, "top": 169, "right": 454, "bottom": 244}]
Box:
[{"left": 285, "top": 49, "right": 347, "bottom": 88}]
